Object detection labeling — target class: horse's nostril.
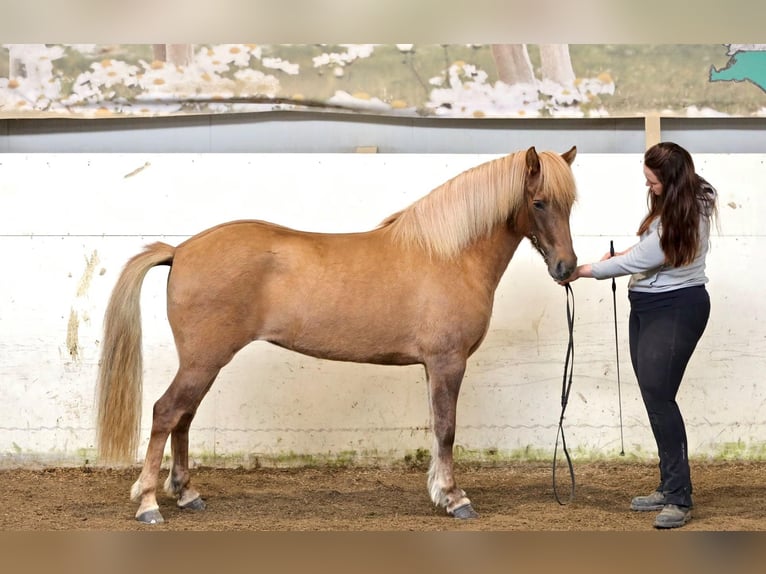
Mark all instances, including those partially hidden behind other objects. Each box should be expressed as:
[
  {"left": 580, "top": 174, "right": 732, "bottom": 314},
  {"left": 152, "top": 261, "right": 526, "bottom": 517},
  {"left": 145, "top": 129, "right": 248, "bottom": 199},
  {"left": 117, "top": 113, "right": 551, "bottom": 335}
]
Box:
[{"left": 553, "top": 260, "right": 576, "bottom": 281}]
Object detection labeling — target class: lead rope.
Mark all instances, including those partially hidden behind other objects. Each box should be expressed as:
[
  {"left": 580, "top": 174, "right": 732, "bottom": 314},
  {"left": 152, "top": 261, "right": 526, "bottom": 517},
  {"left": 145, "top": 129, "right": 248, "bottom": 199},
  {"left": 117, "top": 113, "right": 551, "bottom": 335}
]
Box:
[{"left": 552, "top": 283, "right": 576, "bottom": 505}]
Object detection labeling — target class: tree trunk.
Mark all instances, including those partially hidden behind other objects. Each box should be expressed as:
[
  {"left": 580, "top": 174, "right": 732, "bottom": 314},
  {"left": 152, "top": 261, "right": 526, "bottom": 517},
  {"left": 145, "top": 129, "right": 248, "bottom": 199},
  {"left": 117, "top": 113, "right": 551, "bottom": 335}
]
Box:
[
  {"left": 539, "top": 44, "right": 575, "bottom": 85},
  {"left": 490, "top": 44, "right": 535, "bottom": 85},
  {"left": 152, "top": 44, "right": 193, "bottom": 66}
]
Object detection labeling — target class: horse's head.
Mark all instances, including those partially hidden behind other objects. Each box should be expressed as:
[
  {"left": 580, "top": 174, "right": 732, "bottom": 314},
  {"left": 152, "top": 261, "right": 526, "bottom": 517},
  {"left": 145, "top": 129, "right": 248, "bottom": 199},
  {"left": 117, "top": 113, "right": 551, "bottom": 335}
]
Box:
[{"left": 522, "top": 146, "right": 578, "bottom": 282}]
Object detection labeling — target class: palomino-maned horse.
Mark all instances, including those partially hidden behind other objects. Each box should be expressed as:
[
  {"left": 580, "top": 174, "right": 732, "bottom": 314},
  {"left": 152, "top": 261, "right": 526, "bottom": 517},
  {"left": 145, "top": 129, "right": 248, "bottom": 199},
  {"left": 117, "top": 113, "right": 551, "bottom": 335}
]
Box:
[{"left": 96, "top": 146, "right": 579, "bottom": 523}]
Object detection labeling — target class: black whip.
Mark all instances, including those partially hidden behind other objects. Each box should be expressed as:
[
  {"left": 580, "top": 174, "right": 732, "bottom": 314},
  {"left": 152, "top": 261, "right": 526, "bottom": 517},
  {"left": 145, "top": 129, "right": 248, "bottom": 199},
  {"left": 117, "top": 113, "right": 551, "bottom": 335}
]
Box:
[
  {"left": 610, "top": 240, "right": 626, "bottom": 456},
  {"left": 552, "top": 283, "right": 576, "bottom": 504}
]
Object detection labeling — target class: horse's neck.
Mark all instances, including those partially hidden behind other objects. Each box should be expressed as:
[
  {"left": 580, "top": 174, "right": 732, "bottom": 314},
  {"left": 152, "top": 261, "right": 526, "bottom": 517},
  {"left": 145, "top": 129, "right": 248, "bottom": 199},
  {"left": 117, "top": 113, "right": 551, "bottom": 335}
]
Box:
[{"left": 465, "top": 227, "right": 525, "bottom": 290}]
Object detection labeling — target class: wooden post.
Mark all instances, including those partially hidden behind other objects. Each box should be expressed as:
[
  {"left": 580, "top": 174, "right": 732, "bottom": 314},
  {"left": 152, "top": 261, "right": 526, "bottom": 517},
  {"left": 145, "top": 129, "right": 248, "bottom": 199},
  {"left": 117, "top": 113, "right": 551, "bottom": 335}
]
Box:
[{"left": 645, "top": 114, "right": 662, "bottom": 150}]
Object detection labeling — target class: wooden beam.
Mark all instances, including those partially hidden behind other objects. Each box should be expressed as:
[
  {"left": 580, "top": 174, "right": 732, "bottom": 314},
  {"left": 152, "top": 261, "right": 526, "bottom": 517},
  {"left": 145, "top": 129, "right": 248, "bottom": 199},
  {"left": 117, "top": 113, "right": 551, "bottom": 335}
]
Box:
[
  {"left": 355, "top": 146, "right": 378, "bottom": 153},
  {"left": 644, "top": 114, "right": 661, "bottom": 150}
]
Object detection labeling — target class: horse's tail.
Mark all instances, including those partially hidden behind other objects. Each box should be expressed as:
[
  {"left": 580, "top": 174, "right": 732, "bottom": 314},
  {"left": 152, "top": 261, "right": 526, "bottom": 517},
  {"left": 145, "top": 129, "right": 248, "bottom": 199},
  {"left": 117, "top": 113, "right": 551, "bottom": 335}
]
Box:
[{"left": 96, "top": 242, "right": 175, "bottom": 465}]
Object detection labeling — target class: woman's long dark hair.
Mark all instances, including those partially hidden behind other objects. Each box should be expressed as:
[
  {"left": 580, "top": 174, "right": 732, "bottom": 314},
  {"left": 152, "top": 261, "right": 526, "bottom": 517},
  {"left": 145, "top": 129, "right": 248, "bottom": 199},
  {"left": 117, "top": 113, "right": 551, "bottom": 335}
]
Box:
[{"left": 638, "top": 142, "right": 717, "bottom": 267}]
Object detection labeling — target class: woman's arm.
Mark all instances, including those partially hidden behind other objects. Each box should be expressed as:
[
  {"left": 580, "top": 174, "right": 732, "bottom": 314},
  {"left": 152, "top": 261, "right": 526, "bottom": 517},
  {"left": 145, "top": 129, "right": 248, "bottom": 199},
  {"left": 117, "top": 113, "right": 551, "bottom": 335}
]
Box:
[
  {"left": 591, "top": 230, "right": 664, "bottom": 279},
  {"left": 560, "top": 235, "right": 662, "bottom": 285}
]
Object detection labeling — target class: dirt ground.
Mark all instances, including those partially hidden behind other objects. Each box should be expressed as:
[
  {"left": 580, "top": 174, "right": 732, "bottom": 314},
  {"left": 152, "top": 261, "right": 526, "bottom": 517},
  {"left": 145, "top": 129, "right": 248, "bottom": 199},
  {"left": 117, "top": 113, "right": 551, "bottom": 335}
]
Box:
[{"left": 1, "top": 460, "right": 765, "bottom": 531}]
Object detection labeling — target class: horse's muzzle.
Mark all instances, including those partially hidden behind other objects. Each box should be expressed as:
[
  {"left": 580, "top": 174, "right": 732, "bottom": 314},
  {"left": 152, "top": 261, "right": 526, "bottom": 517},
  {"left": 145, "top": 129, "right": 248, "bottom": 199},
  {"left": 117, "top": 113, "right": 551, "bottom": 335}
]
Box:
[{"left": 550, "top": 259, "right": 577, "bottom": 282}]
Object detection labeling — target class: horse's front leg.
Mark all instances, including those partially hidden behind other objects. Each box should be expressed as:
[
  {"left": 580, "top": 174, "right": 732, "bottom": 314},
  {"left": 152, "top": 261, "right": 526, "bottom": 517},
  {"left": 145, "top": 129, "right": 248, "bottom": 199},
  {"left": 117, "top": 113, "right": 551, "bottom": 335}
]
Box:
[
  {"left": 164, "top": 412, "right": 206, "bottom": 511},
  {"left": 425, "top": 357, "right": 478, "bottom": 519}
]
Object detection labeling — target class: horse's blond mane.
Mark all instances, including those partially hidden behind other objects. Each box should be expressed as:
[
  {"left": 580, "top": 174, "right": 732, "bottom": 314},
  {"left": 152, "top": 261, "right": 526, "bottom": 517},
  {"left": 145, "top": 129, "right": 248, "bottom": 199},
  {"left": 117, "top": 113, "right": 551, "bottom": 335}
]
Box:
[{"left": 380, "top": 150, "right": 576, "bottom": 258}]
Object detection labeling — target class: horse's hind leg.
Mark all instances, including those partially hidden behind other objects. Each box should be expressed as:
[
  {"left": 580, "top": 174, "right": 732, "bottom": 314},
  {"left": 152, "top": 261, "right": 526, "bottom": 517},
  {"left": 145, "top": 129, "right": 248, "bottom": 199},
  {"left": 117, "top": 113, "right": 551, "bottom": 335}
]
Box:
[
  {"left": 425, "top": 356, "right": 478, "bottom": 519},
  {"left": 131, "top": 366, "right": 219, "bottom": 523},
  {"left": 163, "top": 412, "right": 207, "bottom": 511}
]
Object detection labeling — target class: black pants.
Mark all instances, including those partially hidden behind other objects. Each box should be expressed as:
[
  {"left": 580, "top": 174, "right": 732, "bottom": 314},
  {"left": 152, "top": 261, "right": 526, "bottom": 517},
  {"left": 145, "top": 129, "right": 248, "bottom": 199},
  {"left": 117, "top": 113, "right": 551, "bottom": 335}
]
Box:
[{"left": 628, "top": 285, "right": 710, "bottom": 508}]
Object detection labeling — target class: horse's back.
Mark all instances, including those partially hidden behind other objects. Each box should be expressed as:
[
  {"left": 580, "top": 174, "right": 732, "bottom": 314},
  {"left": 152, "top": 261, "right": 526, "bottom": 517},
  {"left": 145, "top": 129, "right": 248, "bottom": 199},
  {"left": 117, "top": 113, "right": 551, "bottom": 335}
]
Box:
[{"left": 173, "top": 219, "right": 390, "bottom": 280}]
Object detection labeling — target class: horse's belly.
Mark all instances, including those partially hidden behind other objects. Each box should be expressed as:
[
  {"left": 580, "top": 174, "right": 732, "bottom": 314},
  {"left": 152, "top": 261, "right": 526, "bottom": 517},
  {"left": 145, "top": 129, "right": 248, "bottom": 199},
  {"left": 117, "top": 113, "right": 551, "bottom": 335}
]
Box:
[
  {"left": 270, "top": 338, "right": 421, "bottom": 366},
  {"left": 261, "top": 313, "right": 423, "bottom": 366}
]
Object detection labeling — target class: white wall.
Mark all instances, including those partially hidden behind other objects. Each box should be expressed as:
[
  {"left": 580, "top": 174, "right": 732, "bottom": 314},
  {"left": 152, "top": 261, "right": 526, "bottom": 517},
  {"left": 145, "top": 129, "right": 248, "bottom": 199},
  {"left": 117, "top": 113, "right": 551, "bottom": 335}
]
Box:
[{"left": 0, "top": 152, "right": 763, "bottom": 467}]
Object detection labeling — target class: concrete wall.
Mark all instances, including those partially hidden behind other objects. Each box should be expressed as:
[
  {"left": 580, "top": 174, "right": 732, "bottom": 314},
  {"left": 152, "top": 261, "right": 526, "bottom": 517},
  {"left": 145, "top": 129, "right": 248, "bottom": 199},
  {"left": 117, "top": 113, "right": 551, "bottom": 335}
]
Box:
[{"left": 0, "top": 152, "right": 763, "bottom": 467}]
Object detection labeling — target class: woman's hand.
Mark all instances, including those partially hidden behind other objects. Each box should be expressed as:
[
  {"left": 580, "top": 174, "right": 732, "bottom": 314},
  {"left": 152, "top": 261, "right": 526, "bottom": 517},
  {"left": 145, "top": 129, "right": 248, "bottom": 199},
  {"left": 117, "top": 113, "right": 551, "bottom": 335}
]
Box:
[{"left": 559, "top": 263, "right": 592, "bottom": 285}]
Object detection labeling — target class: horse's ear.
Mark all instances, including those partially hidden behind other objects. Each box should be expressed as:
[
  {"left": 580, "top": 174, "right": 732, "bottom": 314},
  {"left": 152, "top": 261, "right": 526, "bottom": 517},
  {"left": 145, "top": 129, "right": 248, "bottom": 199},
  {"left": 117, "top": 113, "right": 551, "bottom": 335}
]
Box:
[
  {"left": 525, "top": 146, "right": 541, "bottom": 176},
  {"left": 561, "top": 146, "right": 577, "bottom": 165}
]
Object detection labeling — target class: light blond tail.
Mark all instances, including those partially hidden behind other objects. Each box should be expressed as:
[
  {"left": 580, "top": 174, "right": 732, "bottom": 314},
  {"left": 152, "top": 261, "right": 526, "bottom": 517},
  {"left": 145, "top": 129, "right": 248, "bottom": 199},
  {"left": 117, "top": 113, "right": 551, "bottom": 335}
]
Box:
[{"left": 96, "top": 242, "right": 175, "bottom": 465}]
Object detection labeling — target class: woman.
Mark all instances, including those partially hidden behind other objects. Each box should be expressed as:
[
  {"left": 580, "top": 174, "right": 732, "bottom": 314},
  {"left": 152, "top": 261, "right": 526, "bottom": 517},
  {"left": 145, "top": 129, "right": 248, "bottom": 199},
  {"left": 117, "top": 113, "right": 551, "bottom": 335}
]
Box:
[{"left": 562, "top": 142, "right": 718, "bottom": 529}]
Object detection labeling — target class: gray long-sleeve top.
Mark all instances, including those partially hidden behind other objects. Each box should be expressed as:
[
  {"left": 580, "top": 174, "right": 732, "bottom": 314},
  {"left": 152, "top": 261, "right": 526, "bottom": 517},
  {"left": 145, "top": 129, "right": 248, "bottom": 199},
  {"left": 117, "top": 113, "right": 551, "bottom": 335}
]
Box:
[{"left": 590, "top": 193, "right": 714, "bottom": 293}]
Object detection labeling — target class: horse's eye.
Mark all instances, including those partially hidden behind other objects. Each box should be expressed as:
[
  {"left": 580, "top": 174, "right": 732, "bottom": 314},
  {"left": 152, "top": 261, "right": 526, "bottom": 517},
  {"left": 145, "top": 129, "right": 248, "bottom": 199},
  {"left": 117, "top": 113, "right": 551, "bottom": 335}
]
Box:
[{"left": 533, "top": 200, "right": 545, "bottom": 211}]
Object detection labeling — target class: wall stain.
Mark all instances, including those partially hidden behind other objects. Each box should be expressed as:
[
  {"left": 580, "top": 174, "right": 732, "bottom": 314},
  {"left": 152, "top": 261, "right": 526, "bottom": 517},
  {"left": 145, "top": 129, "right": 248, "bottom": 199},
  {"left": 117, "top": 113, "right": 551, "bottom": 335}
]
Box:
[
  {"left": 66, "top": 308, "right": 79, "bottom": 361},
  {"left": 66, "top": 250, "right": 99, "bottom": 362},
  {"left": 124, "top": 161, "right": 151, "bottom": 179},
  {"left": 76, "top": 250, "right": 100, "bottom": 297}
]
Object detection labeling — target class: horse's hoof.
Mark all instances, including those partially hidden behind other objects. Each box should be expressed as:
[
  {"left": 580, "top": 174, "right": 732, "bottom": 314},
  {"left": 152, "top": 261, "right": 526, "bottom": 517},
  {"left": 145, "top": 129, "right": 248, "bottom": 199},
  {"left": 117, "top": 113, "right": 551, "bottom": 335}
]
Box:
[
  {"left": 136, "top": 508, "right": 165, "bottom": 524},
  {"left": 180, "top": 496, "right": 206, "bottom": 511},
  {"left": 451, "top": 503, "right": 479, "bottom": 519}
]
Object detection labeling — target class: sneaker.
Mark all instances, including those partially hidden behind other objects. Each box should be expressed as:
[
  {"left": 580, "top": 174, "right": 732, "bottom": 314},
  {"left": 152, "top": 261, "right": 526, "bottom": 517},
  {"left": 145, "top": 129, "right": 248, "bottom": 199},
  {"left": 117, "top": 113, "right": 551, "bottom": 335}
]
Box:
[
  {"left": 653, "top": 504, "right": 691, "bottom": 529},
  {"left": 630, "top": 490, "right": 666, "bottom": 511}
]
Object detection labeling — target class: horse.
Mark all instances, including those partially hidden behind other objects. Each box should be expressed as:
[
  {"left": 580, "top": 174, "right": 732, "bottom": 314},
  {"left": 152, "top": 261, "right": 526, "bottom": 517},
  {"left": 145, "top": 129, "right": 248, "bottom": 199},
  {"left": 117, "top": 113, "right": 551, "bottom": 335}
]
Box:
[{"left": 96, "top": 146, "right": 579, "bottom": 523}]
